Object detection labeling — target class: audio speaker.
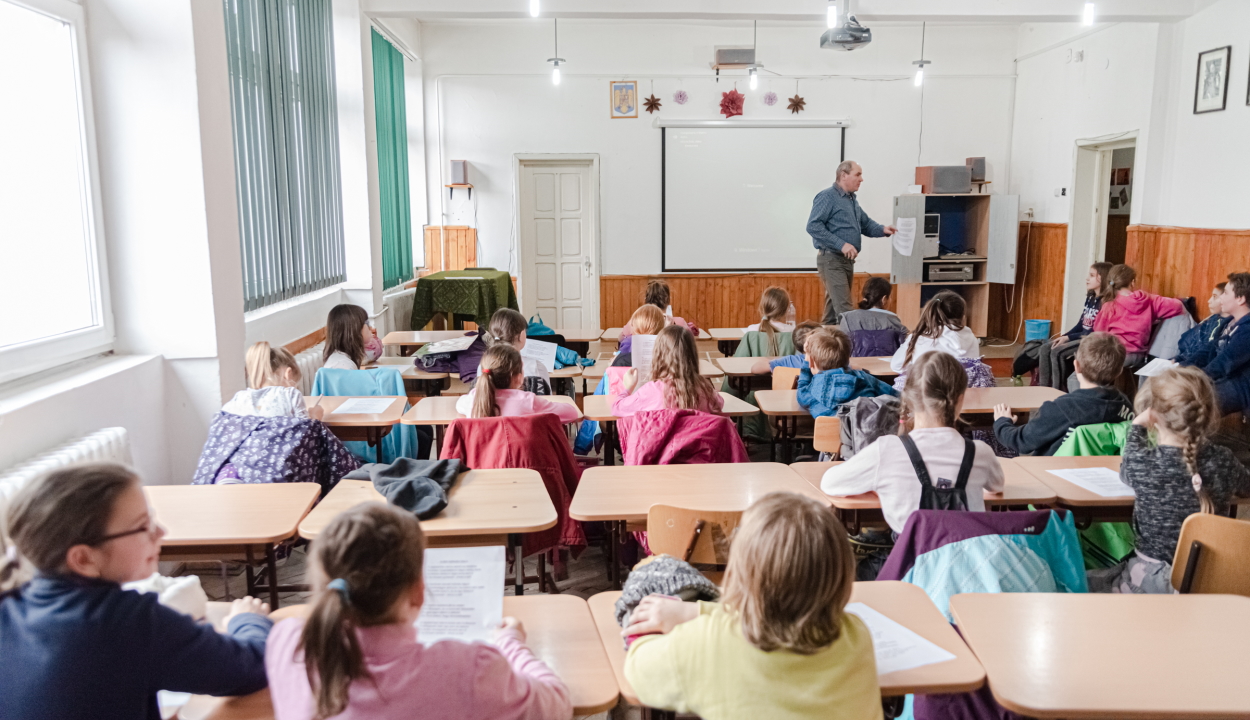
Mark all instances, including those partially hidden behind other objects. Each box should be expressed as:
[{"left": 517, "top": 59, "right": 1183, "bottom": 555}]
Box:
[
  {"left": 965, "top": 157, "right": 986, "bottom": 183},
  {"left": 449, "top": 160, "right": 469, "bottom": 185},
  {"left": 915, "top": 166, "right": 972, "bottom": 194}
]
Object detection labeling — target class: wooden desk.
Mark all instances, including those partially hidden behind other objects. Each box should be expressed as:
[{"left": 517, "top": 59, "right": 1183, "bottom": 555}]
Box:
[
  {"left": 400, "top": 395, "right": 581, "bottom": 455},
  {"left": 581, "top": 392, "right": 758, "bottom": 466},
  {"left": 306, "top": 396, "right": 405, "bottom": 447},
  {"left": 551, "top": 328, "right": 601, "bottom": 357},
  {"left": 961, "top": 386, "right": 1063, "bottom": 413},
  {"left": 380, "top": 330, "right": 469, "bottom": 357},
  {"left": 601, "top": 327, "right": 710, "bottom": 348},
  {"left": 299, "top": 471, "right": 557, "bottom": 595},
  {"left": 1012, "top": 455, "right": 1130, "bottom": 525},
  {"left": 709, "top": 327, "right": 745, "bottom": 355},
  {"left": 399, "top": 365, "right": 450, "bottom": 397},
  {"left": 754, "top": 389, "right": 808, "bottom": 463},
  {"left": 851, "top": 356, "right": 899, "bottom": 377},
  {"left": 148, "top": 483, "right": 319, "bottom": 608},
  {"left": 588, "top": 581, "right": 983, "bottom": 709},
  {"left": 950, "top": 593, "right": 1250, "bottom": 719}
]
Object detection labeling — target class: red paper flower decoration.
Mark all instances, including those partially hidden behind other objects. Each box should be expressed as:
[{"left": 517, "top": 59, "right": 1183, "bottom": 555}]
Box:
[{"left": 720, "top": 89, "right": 745, "bottom": 118}]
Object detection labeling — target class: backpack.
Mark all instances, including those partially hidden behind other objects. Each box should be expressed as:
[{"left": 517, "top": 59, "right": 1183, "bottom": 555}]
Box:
[
  {"left": 836, "top": 395, "right": 901, "bottom": 459},
  {"left": 900, "top": 434, "right": 973, "bottom": 511}
]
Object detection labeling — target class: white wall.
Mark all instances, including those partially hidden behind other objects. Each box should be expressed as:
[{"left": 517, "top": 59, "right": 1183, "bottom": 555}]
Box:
[{"left": 419, "top": 20, "right": 1018, "bottom": 280}]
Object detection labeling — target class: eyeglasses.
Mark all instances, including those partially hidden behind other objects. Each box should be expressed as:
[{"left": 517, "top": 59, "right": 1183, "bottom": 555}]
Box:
[{"left": 91, "top": 520, "right": 160, "bottom": 546}]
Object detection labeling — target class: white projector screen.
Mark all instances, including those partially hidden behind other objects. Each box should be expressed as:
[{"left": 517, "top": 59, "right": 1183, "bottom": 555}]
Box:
[{"left": 663, "top": 126, "right": 844, "bottom": 271}]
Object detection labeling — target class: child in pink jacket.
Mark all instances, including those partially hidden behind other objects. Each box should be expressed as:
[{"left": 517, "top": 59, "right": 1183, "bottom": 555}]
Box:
[
  {"left": 1093, "top": 264, "right": 1185, "bottom": 355},
  {"left": 455, "top": 345, "right": 581, "bottom": 424},
  {"left": 612, "top": 324, "right": 724, "bottom": 418},
  {"left": 266, "top": 503, "right": 572, "bottom": 720}
]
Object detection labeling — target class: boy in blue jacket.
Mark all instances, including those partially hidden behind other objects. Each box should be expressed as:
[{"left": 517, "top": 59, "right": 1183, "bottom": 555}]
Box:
[
  {"left": 1181, "top": 272, "right": 1250, "bottom": 414},
  {"left": 797, "top": 328, "right": 896, "bottom": 419}
]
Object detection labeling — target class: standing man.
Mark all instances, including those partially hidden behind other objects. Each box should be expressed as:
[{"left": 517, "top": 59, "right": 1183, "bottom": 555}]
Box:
[{"left": 807, "top": 160, "right": 896, "bottom": 325}]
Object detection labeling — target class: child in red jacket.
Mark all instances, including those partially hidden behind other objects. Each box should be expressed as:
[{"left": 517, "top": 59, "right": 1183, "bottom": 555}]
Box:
[{"left": 1093, "top": 264, "right": 1184, "bottom": 360}]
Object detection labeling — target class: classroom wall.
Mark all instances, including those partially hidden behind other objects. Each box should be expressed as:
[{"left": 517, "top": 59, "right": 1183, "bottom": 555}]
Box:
[{"left": 417, "top": 20, "right": 1018, "bottom": 282}]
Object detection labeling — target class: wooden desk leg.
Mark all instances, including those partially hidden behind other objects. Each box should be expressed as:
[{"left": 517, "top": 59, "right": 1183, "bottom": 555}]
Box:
[
  {"left": 602, "top": 421, "right": 618, "bottom": 466},
  {"left": 432, "top": 425, "right": 444, "bottom": 459},
  {"left": 510, "top": 533, "right": 525, "bottom": 596},
  {"left": 264, "top": 544, "right": 282, "bottom": 609}
]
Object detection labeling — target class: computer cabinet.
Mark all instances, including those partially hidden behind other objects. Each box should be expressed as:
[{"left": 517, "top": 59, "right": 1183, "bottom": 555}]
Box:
[{"left": 889, "top": 193, "right": 1019, "bottom": 337}]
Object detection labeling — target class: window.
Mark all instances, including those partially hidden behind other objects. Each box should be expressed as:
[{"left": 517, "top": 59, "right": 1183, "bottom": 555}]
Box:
[
  {"left": 0, "top": 0, "right": 111, "bottom": 384},
  {"left": 371, "top": 28, "right": 414, "bottom": 290},
  {"left": 224, "top": 0, "right": 346, "bottom": 311}
]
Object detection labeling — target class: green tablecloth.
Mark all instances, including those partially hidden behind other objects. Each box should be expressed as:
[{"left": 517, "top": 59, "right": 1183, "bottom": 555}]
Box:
[{"left": 409, "top": 269, "right": 519, "bottom": 330}]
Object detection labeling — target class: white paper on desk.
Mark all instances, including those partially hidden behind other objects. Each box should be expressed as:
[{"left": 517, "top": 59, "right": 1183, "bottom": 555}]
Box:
[
  {"left": 631, "top": 334, "right": 657, "bottom": 382},
  {"left": 892, "top": 218, "right": 916, "bottom": 257},
  {"left": 1136, "top": 358, "right": 1178, "bottom": 377},
  {"left": 416, "top": 546, "right": 506, "bottom": 645},
  {"left": 1047, "top": 467, "right": 1134, "bottom": 497},
  {"left": 157, "top": 691, "right": 191, "bottom": 719},
  {"left": 331, "top": 397, "right": 395, "bottom": 415},
  {"left": 423, "top": 335, "right": 477, "bottom": 354},
  {"left": 520, "top": 339, "right": 559, "bottom": 371},
  {"left": 845, "top": 602, "right": 956, "bottom": 675}
]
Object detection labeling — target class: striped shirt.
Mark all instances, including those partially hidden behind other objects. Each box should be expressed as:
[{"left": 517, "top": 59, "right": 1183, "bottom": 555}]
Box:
[{"left": 806, "top": 184, "right": 888, "bottom": 253}]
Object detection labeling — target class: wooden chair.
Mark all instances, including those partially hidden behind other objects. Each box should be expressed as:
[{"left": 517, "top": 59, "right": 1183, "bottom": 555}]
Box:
[
  {"left": 772, "top": 366, "right": 801, "bottom": 391},
  {"left": 813, "top": 415, "right": 842, "bottom": 460},
  {"left": 1171, "top": 513, "right": 1250, "bottom": 596},
  {"left": 647, "top": 505, "right": 743, "bottom": 585}
]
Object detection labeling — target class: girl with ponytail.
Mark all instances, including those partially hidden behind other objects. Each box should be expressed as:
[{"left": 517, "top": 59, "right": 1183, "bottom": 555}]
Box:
[
  {"left": 1089, "top": 366, "right": 1250, "bottom": 594},
  {"left": 223, "top": 341, "right": 324, "bottom": 420},
  {"left": 620, "top": 279, "right": 698, "bottom": 342},
  {"left": 837, "top": 277, "right": 907, "bottom": 357},
  {"left": 890, "top": 290, "right": 979, "bottom": 373},
  {"left": 453, "top": 345, "right": 580, "bottom": 424},
  {"left": 746, "top": 286, "right": 795, "bottom": 357},
  {"left": 266, "top": 503, "right": 572, "bottom": 720},
  {"left": 487, "top": 308, "right": 552, "bottom": 395},
  {"left": 1092, "top": 264, "right": 1185, "bottom": 360}
]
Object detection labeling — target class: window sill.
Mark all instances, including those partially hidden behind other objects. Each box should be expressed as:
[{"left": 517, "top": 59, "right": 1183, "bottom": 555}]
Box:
[{"left": 0, "top": 354, "right": 161, "bottom": 414}]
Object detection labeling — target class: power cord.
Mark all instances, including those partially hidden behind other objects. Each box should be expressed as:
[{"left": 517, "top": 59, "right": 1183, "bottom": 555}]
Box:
[{"left": 987, "top": 218, "right": 1032, "bottom": 347}]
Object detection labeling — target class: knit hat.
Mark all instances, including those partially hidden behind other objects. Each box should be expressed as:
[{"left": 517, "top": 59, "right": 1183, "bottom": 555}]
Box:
[{"left": 614, "top": 554, "right": 720, "bottom": 628}]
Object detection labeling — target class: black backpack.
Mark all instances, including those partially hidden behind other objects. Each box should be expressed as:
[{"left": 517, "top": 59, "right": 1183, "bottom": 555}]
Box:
[{"left": 899, "top": 434, "right": 973, "bottom": 511}]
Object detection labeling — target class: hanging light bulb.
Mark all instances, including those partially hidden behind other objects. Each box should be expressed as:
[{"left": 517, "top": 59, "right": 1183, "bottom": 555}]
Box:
[
  {"left": 529, "top": 0, "right": 539, "bottom": 17},
  {"left": 551, "top": 60, "right": 561, "bottom": 85},
  {"left": 547, "top": 19, "right": 563, "bottom": 85},
  {"left": 749, "top": 66, "right": 758, "bottom": 90},
  {"left": 1082, "top": 2, "right": 1096, "bottom": 25},
  {"left": 912, "top": 60, "right": 930, "bottom": 87},
  {"left": 826, "top": 0, "right": 838, "bottom": 28}
]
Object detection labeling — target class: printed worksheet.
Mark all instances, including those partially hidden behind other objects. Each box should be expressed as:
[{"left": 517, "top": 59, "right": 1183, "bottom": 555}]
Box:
[
  {"left": 331, "top": 397, "right": 396, "bottom": 415},
  {"left": 415, "top": 546, "right": 506, "bottom": 645},
  {"left": 520, "top": 339, "right": 559, "bottom": 371},
  {"left": 631, "top": 334, "right": 657, "bottom": 382},
  {"left": 1047, "top": 467, "right": 1134, "bottom": 497},
  {"left": 1135, "top": 358, "right": 1178, "bottom": 377},
  {"left": 845, "top": 602, "right": 956, "bottom": 675},
  {"left": 892, "top": 217, "right": 916, "bottom": 257}
]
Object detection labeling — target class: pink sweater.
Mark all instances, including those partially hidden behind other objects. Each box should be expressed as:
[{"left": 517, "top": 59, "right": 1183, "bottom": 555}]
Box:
[
  {"left": 610, "top": 380, "right": 724, "bottom": 418},
  {"left": 265, "top": 619, "right": 572, "bottom": 720},
  {"left": 454, "top": 388, "right": 581, "bottom": 424},
  {"left": 1092, "top": 290, "right": 1185, "bottom": 353}
]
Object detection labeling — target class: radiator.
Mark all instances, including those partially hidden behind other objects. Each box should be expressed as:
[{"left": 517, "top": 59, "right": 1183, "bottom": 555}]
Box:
[
  {"left": 378, "top": 286, "right": 415, "bottom": 340},
  {"left": 295, "top": 342, "right": 325, "bottom": 395}
]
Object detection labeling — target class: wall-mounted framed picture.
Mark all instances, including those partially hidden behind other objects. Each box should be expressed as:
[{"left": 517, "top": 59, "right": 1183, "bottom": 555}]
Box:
[
  {"left": 1194, "top": 45, "right": 1231, "bottom": 114},
  {"left": 610, "top": 80, "right": 638, "bottom": 119}
]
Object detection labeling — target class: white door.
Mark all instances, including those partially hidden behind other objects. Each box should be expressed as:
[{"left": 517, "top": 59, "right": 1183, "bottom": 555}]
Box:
[{"left": 517, "top": 159, "right": 599, "bottom": 329}]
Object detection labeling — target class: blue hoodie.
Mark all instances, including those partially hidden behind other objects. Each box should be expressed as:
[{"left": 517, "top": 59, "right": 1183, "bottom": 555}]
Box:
[{"left": 797, "top": 366, "right": 897, "bottom": 419}]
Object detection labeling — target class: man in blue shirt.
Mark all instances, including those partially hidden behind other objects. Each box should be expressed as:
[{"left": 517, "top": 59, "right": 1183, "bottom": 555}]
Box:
[{"left": 807, "top": 160, "right": 895, "bottom": 324}]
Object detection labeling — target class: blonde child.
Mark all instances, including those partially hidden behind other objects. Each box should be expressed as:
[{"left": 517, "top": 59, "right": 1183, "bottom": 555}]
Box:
[
  {"left": 223, "top": 341, "right": 324, "bottom": 421},
  {"left": 323, "top": 304, "right": 380, "bottom": 370},
  {"left": 1087, "top": 366, "right": 1250, "bottom": 593},
  {"left": 822, "top": 351, "right": 1004, "bottom": 533},
  {"left": 454, "top": 345, "right": 580, "bottom": 424},
  {"left": 745, "top": 286, "right": 795, "bottom": 357},
  {"left": 612, "top": 324, "right": 723, "bottom": 418},
  {"left": 265, "top": 503, "right": 572, "bottom": 720},
  {"left": 797, "top": 329, "right": 896, "bottom": 419},
  {"left": 623, "top": 492, "right": 881, "bottom": 720},
  {"left": 487, "top": 308, "right": 551, "bottom": 395},
  {"left": 890, "top": 290, "right": 979, "bottom": 373},
  {"left": 620, "top": 279, "right": 695, "bottom": 340},
  {"left": 0, "top": 464, "right": 272, "bottom": 719},
  {"left": 612, "top": 304, "right": 669, "bottom": 368}
]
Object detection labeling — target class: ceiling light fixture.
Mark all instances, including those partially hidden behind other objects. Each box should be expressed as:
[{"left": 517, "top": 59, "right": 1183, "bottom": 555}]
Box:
[
  {"left": 748, "top": 21, "right": 764, "bottom": 91},
  {"left": 529, "top": 0, "right": 539, "bottom": 18},
  {"left": 547, "top": 18, "right": 563, "bottom": 85},
  {"left": 826, "top": 0, "right": 838, "bottom": 29},
  {"left": 1082, "top": 2, "right": 1096, "bottom": 25},
  {"left": 912, "top": 22, "right": 930, "bottom": 87}
]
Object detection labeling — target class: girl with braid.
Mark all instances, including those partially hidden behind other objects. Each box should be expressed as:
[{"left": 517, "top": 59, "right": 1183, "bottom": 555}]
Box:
[{"left": 1088, "top": 366, "right": 1250, "bottom": 593}]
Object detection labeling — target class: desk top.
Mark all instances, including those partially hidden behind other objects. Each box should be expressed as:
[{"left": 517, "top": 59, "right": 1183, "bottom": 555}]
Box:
[
  {"left": 1012, "top": 455, "right": 1130, "bottom": 507},
  {"left": 147, "top": 483, "right": 319, "bottom": 546},
  {"left": 299, "top": 470, "right": 557, "bottom": 540},
  {"left": 715, "top": 356, "right": 898, "bottom": 377},
  {"left": 305, "top": 396, "right": 406, "bottom": 426},
  {"left": 570, "top": 462, "right": 829, "bottom": 523},
  {"left": 789, "top": 461, "right": 1059, "bottom": 508},
  {"left": 961, "top": 386, "right": 1063, "bottom": 413},
  {"left": 708, "top": 327, "right": 745, "bottom": 341},
  {"left": 851, "top": 356, "right": 899, "bottom": 377},
  {"left": 552, "top": 328, "right": 603, "bottom": 343},
  {"left": 602, "top": 327, "right": 711, "bottom": 342},
  {"left": 714, "top": 356, "right": 767, "bottom": 376},
  {"left": 950, "top": 593, "right": 1250, "bottom": 719},
  {"left": 381, "top": 330, "right": 468, "bottom": 347},
  {"left": 754, "top": 389, "right": 808, "bottom": 416},
  {"left": 582, "top": 392, "right": 756, "bottom": 422},
  {"left": 400, "top": 395, "right": 582, "bottom": 425},
  {"left": 588, "top": 581, "right": 983, "bottom": 706},
  {"left": 583, "top": 359, "right": 720, "bottom": 381}
]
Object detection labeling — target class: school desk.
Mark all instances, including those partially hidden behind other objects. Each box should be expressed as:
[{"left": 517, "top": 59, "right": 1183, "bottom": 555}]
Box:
[
  {"left": 304, "top": 395, "right": 405, "bottom": 447},
  {"left": 961, "top": 385, "right": 1063, "bottom": 413},
  {"left": 581, "top": 392, "right": 759, "bottom": 466},
  {"left": 570, "top": 462, "right": 827, "bottom": 587},
  {"left": 753, "top": 389, "right": 809, "bottom": 463},
  {"left": 400, "top": 394, "right": 582, "bottom": 455},
  {"left": 949, "top": 593, "right": 1250, "bottom": 719},
  {"left": 380, "top": 330, "right": 470, "bottom": 356},
  {"left": 716, "top": 356, "right": 900, "bottom": 390},
  {"left": 1012, "top": 455, "right": 1130, "bottom": 526},
  {"left": 147, "top": 483, "right": 319, "bottom": 609},
  {"left": 399, "top": 365, "right": 451, "bottom": 397},
  {"left": 186, "top": 595, "right": 619, "bottom": 719},
  {"left": 600, "top": 326, "right": 712, "bottom": 348},
  {"left": 709, "top": 327, "right": 744, "bottom": 355},
  {"left": 551, "top": 327, "right": 602, "bottom": 357},
  {"left": 587, "top": 581, "right": 983, "bottom": 712},
  {"left": 299, "top": 470, "right": 557, "bottom": 595}
]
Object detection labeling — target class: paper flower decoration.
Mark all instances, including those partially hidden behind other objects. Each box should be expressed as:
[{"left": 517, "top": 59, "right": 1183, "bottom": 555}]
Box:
[
  {"left": 673, "top": 89, "right": 689, "bottom": 105},
  {"left": 643, "top": 94, "right": 662, "bottom": 113},
  {"left": 720, "top": 89, "right": 745, "bottom": 118},
  {"left": 787, "top": 94, "right": 806, "bottom": 114},
  {"left": 763, "top": 91, "right": 778, "bottom": 106}
]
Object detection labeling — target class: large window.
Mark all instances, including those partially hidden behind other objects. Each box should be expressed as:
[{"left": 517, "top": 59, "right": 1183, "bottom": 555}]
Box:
[
  {"left": 0, "top": 0, "right": 111, "bottom": 384},
  {"left": 371, "top": 28, "right": 414, "bottom": 290},
  {"left": 224, "top": 0, "right": 346, "bottom": 311}
]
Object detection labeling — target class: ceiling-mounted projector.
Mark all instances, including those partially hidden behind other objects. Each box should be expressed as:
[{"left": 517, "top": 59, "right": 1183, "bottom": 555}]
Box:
[{"left": 820, "top": 15, "right": 872, "bottom": 51}]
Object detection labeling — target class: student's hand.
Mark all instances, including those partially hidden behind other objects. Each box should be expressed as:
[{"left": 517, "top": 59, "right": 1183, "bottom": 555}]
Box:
[
  {"left": 1133, "top": 408, "right": 1155, "bottom": 427},
  {"left": 308, "top": 405, "right": 325, "bottom": 421},
  {"left": 622, "top": 368, "right": 638, "bottom": 393},
  {"left": 1051, "top": 335, "right": 1069, "bottom": 347},
  {"left": 841, "top": 245, "right": 859, "bottom": 260},
  {"left": 225, "top": 596, "right": 270, "bottom": 624},
  {"left": 622, "top": 595, "right": 700, "bottom": 637},
  {"left": 993, "top": 404, "right": 1017, "bottom": 423},
  {"left": 884, "top": 225, "right": 897, "bottom": 235},
  {"left": 750, "top": 358, "right": 772, "bottom": 374},
  {"left": 495, "top": 616, "right": 527, "bottom": 643}
]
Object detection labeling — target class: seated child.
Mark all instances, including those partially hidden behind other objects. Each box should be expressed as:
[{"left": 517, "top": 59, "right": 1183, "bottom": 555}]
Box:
[
  {"left": 322, "top": 304, "right": 381, "bottom": 370},
  {"left": 613, "top": 304, "right": 668, "bottom": 367},
  {"left": 1175, "top": 281, "right": 1232, "bottom": 366},
  {"left": 838, "top": 277, "right": 908, "bottom": 357},
  {"left": 613, "top": 324, "right": 724, "bottom": 418},
  {"left": 487, "top": 308, "right": 551, "bottom": 395},
  {"left": 745, "top": 286, "right": 796, "bottom": 357},
  {"left": 623, "top": 492, "right": 880, "bottom": 719},
  {"left": 0, "top": 464, "right": 273, "bottom": 720},
  {"left": 620, "top": 279, "right": 696, "bottom": 340},
  {"left": 455, "top": 345, "right": 580, "bottom": 423},
  {"left": 750, "top": 320, "right": 822, "bottom": 374},
  {"left": 993, "top": 332, "right": 1133, "bottom": 456},
  {"left": 797, "top": 328, "right": 896, "bottom": 419},
  {"left": 889, "top": 291, "right": 980, "bottom": 373},
  {"left": 1087, "top": 366, "right": 1250, "bottom": 593},
  {"left": 822, "top": 351, "right": 1005, "bottom": 533},
  {"left": 1180, "top": 273, "right": 1250, "bottom": 414},
  {"left": 224, "top": 341, "right": 324, "bottom": 420},
  {"left": 266, "top": 503, "right": 572, "bottom": 720},
  {"left": 1033, "top": 262, "right": 1112, "bottom": 389},
  {"left": 1092, "top": 264, "right": 1184, "bottom": 361}
]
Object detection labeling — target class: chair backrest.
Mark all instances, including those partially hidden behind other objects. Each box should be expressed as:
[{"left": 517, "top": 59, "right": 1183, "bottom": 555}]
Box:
[
  {"left": 813, "top": 415, "right": 842, "bottom": 458},
  {"left": 647, "top": 505, "right": 742, "bottom": 565},
  {"left": 772, "top": 366, "right": 801, "bottom": 391},
  {"left": 1171, "top": 513, "right": 1250, "bottom": 596}
]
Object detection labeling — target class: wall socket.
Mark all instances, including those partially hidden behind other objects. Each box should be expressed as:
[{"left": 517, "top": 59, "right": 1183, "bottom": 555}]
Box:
[{"left": 1054, "top": 187, "right": 1067, "bottom": 197}]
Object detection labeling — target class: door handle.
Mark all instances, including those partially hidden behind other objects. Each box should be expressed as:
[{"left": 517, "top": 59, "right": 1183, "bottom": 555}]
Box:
[{"left": 584, "top": 257, "right": 593, "bottom": 278}]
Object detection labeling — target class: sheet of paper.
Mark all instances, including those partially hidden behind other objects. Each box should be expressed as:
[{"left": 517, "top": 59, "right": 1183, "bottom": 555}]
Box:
[
  {"left": 520, "top": 338, "right": 559, "bottom": 371},
  {"left": 331, "top": 397, "right": 396, "bottom": 415},
  {"left": 422, "top": 335, "right": 477, "bottom": 355},
  {"left": 892, "top": 217, "right": 916, "bottom": 257},
  {"left": 1047, "top": 467, "right": 1135, "bottom": 497},
  {"left": 631, "top": 334, "right": 657, "bottom": 382},
  {"left": 1136, "top": 357, "right": 1178, "bottom": 377},
  {"left": 416, "top": 546, "right": 506, "bottom": 645},
  {"left": 845, "top": 602, "right": 956, "bottom": 675}
]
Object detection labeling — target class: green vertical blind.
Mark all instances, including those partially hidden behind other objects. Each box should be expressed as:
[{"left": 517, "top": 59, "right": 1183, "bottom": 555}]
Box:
[
  {"left": 371, "top": 28, "right": 413, "bottom": 289},
  {"left": 224, "top": 0, "right": 346, "bottom": 311}
]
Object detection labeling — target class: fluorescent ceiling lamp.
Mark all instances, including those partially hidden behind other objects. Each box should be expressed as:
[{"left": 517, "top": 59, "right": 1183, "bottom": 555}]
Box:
[
  {"left": 551, "top": 60, "right": 561, "bottom": 84},
  {"left": 1082, "top": 2, "right": 1095, "bottom": 25},
  {"left": 529, "top": 0, "right": 539, "bottom": 17}
]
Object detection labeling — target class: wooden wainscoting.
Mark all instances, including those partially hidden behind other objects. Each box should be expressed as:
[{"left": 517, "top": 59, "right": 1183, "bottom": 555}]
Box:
[
  {"left": 1126, "top": 225, "right": 1250, "bottom": 300},
  {"left": 421, "top": 226, "right": 477, "bottom": 275},
  {"left": 987, "top": 222, "right": 1068, "bottom": 340},
  {"left": 599, "top": 273, "right": 895, "bottom": 330}
]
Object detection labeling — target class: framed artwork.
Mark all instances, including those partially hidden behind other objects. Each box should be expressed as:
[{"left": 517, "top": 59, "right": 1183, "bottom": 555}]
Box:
[
  {"left": 1112, "top": 167, "right": 1131, "bottom": 186},
  {"left": 1193, "top": 45, "right": 1231, "bottom": 114},
  {"left": 610, "top": 80, "right": 638, "bottom": 119}
]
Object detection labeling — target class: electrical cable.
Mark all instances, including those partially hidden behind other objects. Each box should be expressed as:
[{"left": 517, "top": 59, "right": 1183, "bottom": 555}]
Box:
[{"left": 987, "top": 219, "right": 1032, "bottom": 347}]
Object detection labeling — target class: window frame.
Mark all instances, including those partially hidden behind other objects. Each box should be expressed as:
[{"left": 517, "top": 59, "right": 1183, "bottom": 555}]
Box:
[{"left": 0, "top": 0, "right": 113, "bottom": 385}]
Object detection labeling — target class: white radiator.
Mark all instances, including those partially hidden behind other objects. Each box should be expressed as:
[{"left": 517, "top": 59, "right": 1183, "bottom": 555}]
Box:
[
  {"left": 295, "top": 342, "right": 325, "bottom": 395},
  {"left": 379, "top": 286, "right": 416, "bottom": 347}
]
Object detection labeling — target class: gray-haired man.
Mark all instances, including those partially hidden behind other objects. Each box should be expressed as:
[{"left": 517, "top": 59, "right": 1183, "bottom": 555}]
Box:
[{"left": 806, "top": 160, "right": 895, "bottom": 325}]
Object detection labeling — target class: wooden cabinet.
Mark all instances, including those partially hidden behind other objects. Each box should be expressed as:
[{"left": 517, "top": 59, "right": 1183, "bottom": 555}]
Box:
[{"left": 889, "top": 193, "right": 1019, "bottom": 337}]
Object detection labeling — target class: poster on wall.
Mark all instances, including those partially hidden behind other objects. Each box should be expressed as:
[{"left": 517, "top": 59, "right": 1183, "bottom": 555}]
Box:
[
  {"left": 1193, "top": 45, "right": 1231, "bottom": 114},
  {"left": 610, "top": 80, "right": 638, "bottom": 119}
]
